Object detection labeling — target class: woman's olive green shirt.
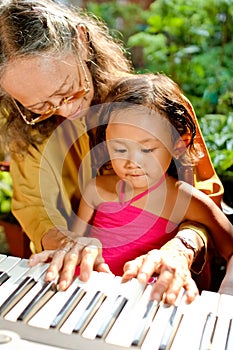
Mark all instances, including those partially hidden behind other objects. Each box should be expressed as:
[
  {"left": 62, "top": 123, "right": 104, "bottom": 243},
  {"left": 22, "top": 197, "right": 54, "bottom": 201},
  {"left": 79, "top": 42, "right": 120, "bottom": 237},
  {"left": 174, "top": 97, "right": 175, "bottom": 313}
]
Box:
[{"left": 10, "top": 117, "right": 92, "bottom": 252}]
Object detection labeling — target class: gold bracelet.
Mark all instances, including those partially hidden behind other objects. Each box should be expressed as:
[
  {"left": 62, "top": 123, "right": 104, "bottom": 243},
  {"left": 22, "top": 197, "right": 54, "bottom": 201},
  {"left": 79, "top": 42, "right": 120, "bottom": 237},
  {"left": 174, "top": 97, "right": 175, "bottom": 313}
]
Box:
[
  {"left": 175, "top": 236, "right": 198, "bottom": 261},
  {"left": 178, "top": 222, "right": 209, "bottom": 274}
]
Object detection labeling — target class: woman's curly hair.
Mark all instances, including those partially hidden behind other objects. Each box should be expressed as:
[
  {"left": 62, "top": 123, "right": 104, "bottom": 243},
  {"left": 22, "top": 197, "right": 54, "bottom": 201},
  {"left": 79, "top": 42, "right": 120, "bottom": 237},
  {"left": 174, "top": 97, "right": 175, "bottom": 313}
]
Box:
[{"left": 0, "top": 0, "right": 132, "bottom": 155}]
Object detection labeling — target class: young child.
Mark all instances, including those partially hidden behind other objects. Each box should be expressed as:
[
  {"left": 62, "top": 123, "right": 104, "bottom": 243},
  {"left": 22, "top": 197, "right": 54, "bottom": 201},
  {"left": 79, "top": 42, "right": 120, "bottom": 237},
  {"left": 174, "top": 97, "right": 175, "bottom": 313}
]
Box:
[{"left": 73, "top": 73, "right": 233, "bottom": 284}]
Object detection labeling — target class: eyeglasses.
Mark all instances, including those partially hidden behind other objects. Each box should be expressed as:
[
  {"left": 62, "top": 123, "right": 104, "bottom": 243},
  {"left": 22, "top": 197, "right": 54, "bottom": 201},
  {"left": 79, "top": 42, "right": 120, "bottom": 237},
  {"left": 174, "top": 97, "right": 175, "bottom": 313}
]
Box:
[{"left": 12, "top": 60, "right": 90, "bottom": 126}]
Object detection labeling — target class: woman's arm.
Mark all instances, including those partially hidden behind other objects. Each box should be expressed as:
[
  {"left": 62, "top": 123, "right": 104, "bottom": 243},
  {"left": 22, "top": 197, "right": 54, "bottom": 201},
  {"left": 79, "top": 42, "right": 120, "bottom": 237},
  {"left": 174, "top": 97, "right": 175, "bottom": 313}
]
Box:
[
  {"left": 11, "top": 117, "right": 92, "bottom": 252},
  {"left": 218, "top": 254, "right": 233, "bottom": 295}
]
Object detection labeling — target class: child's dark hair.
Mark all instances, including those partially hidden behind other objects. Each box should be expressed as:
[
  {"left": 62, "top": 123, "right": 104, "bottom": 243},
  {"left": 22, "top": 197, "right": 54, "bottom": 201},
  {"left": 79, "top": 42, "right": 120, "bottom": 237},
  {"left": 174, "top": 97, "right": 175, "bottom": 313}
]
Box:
[{"left": 95, "top": 73, "right": 202, "bottom": 180}]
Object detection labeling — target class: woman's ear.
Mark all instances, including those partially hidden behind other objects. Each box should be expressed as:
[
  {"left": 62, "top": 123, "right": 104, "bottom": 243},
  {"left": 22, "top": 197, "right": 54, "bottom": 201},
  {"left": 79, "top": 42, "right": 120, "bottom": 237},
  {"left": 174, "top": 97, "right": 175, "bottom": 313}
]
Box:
[
  {"left": 173, "top": 133, "right": 192, "bottom": 159},
  {"left": 76, "top": 24, "right": 89, "bottom": 61}
]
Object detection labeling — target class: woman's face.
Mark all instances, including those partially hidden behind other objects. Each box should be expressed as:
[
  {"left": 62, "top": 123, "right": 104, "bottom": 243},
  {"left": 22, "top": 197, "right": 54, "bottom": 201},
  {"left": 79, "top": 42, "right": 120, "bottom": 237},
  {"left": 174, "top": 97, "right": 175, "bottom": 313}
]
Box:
[{"left": 0, "top": 54, "right": 94, "bottom": 121}]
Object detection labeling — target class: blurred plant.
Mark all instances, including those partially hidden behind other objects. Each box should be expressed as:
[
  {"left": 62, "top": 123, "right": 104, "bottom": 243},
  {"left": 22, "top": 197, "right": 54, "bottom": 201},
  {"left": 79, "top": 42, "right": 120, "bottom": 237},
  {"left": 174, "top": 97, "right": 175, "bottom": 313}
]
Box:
[
  {"left": 0, "top": 225, "right": 9, "bottom": 254},
  {"left": 127, "top": 0, "right": 233, "bottom": 117},
  {"left": 0, "top": 171, "right": 15, "bottom": 222},
  {"left": 199, "top": 113, "right": 233, "bottom": 179},
  {"left": 199, "top": 112, "right": 233, "bottom": 206},
  {"left": 86, "top": 1, "right": 147, "bottom": 41}
]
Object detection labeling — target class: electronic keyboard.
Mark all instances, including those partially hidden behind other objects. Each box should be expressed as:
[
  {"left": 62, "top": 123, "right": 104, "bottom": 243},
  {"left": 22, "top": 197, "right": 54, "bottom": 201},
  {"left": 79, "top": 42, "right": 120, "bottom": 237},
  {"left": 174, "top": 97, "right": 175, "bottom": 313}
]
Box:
[{"left": 0, "top": 254, "right": 232, "bottom": 350}]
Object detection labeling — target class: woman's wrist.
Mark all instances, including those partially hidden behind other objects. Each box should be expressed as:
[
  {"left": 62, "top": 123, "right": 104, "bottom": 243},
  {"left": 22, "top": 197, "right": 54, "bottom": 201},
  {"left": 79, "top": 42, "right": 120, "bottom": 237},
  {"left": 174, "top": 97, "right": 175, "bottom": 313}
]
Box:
[
  {"left": 174, "top": 235, "right": 199, "bottom": 261},
  {"left": 177, "top": 222, "right": 209, "bottom": 273},
  {"left": 41, "top": 227, "right": 74, "bottom": 250},
  {"left": 160, "top": 238, "right": 195, "bottom": 268}
]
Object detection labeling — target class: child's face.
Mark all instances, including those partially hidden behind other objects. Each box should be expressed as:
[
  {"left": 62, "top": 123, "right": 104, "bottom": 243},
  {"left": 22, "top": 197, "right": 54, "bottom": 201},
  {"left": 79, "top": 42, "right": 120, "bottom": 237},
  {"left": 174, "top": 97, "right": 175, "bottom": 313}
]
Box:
[{"left": 106, "top": 108, "right": 174, "bottom": 189}]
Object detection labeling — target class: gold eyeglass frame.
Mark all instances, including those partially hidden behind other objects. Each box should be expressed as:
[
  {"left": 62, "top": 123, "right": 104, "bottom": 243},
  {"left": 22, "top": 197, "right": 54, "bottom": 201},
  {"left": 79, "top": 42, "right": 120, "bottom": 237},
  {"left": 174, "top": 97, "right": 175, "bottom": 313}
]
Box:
[{"left": 12, "top": 57, "right": 90, "bottom": 126}]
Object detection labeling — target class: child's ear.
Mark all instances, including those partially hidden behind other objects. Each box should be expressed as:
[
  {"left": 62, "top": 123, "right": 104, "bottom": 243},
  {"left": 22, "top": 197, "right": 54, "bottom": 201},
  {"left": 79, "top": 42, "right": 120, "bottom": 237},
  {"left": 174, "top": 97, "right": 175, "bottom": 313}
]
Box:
[{"left": 173, "top": 133, "right": 192, "bottom": 159}]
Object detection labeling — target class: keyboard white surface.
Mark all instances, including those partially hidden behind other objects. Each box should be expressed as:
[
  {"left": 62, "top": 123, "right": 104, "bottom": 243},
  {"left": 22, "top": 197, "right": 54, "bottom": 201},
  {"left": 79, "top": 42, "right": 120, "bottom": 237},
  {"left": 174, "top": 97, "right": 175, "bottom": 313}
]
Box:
[{"left": 0, "top": 255, "right": 233, "bottom": 350}]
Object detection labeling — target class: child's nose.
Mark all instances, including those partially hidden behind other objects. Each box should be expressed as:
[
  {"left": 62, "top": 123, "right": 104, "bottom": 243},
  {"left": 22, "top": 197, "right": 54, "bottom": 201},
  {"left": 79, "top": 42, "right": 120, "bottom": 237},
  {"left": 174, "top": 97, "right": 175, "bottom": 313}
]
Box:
[
  {"left": 125, "top": 152, "right": 142, "bottom": 168},
  {"left": 125, "top": 159, "right": 139, "bottom": 168}
]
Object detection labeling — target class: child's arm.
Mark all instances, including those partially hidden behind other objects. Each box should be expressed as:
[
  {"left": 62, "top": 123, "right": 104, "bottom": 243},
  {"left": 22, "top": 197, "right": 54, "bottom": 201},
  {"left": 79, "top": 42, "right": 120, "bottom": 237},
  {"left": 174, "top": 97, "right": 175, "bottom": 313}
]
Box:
[{"left": 72, "top": 180, "right": 96, "bottom": 238}]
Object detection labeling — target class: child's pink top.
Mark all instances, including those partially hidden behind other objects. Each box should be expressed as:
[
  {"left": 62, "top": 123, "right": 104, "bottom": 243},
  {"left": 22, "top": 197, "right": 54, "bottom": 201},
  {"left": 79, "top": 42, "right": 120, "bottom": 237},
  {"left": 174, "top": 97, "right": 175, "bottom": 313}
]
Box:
[{"left": 89, "top": 176, "right": 178, "bottom": 275}]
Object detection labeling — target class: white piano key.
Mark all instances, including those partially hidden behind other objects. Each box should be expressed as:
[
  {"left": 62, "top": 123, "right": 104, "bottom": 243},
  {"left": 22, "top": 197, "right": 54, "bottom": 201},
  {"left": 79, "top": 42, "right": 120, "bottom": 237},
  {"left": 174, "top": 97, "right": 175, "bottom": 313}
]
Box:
[
  {"left": 60, "top": 271, "right": 105, "bottom": 334},
  {"left": 104, "top": 278, "right": 147, "bottom": 347},
  {"left": 0, "top": 256, "right": 22, "bottom": 286},
  {"left": 25, "top": 262, "right": 49, "bottom": 280},
  {"left": 141, "top": 290, "right": 187, "bottom": 350},
  {"left": 131, "top": 298, "right": 158, "bottom": 347},
  {"left": 211, "top": 293, "right": 233, "bottom": 350},
  {"left": 199, "top": 312, "right": 218, "bottom": 350},
  {"left": 141, "top": 301, "right": 176, "bottom": 350},
  {"left": 0, "top": 255, "right": 21, "bottom": 274},
  {"left": 0, "top": 259, "right": 30, "bottom": 308},
  {"left": 4, "top": 277, "right": 46, "bottom": 321},
  {"left": 0, "top": 259, "right": 29, "bottom": 287},
  {"left": 28, "top": 278, "right": 83, "bottom": 329},
  {"left": 129, "top": 283, "right": 160, "bottom": 347},
  {"left": 73, "top": 290, "right": 106, "bottom": 333},
  {"left": 169, "top": 291, "right": 220, "bottom": 350},
  {"left": 50, "top": 286, "right": 86, "bottom": 329},
  {"left": 81, "top": 273, "right": 120, "bottom": 340},
  {"left": 0, "top": 263, "right": 49, "bottom": 317},
  {"left": 0, "top": 254, "right": 7, "bottom": 263},
  {"left": 17, "top": 280, "right": 57, "bottom": 323},
  {"left": 96, "top": 295, "right": 128, "bottom": 339},
  {"left": 0, "top": 276, "right": 37, "bottom": 317},
  {"left": 158, "top": 289, "right": 187, "bottom": 350}
]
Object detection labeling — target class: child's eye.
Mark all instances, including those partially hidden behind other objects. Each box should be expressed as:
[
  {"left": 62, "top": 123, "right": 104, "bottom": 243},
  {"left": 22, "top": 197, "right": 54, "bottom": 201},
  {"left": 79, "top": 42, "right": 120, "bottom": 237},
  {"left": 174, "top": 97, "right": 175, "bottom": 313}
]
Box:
[
  {"left": 115, "top": 149, "right": 127, "bottom": 153},
  {"left": 142, "top": 148, "right": 154, "bottom": 153}
]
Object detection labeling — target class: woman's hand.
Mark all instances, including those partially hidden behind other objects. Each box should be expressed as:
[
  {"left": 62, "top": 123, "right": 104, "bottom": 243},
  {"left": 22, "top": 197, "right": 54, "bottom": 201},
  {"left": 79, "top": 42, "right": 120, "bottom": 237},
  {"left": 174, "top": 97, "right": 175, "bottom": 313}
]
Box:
[
  {"left": 122, "top": 247, "right": 199, "bottom": 305},
  {"left": 29, "top": 233, "right": 111, "bottom": 291}
]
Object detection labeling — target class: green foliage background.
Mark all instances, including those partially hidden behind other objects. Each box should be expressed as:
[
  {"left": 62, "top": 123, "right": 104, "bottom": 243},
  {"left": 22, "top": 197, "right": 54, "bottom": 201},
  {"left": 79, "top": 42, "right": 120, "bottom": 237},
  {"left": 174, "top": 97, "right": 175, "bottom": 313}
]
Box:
[{"left": 87, "top": 0, "right": 233, "bottom": 205}]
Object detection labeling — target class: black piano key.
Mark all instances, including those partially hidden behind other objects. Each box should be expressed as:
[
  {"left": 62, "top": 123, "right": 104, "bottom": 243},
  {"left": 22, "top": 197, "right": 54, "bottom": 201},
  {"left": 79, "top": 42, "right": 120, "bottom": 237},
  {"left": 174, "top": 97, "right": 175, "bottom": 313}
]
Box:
[
  {"left": 50, "top": 286, "right": 86, "bottom": 329},
  {"left": 131, "top": 299, "right": 159, "bottom": 347},
  {"left": 158, "top": 305, "right": 180, "bottom": 350},
  {"left": 17, "top": 280, "right": 57, "bottom": 323},
  {"left": 199, "top": 312, "right": 218, "bottom": 350},
  {"left": 225, "top": 318, "right": 232, "bottom": 350},
  {"left": 73, "top": 291, "right": 106, "bottom": 334},
  {"left": 0, "top": 276, "right": 36, "bottom": 317},
  {"left": 96, "top": 295, "right": 128, "bottom": 339},
  {"left": 0, "top": 272, "right": 10, "bottom": 286}
]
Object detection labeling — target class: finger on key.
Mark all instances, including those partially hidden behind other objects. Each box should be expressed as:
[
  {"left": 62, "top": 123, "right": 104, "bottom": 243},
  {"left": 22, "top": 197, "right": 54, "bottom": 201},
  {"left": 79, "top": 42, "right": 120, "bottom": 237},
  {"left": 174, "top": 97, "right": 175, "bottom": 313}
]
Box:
[
  {"left": 57, "top": 242, "right": 84, "bottom": 290},
  {"left": 122, "top": 256, "right": 146, "bottom": 281},
  {"left": 45, "top": 248, "right": 70, "bottom": 283},
  {"left": 79, "top": 244, "right": 99, "bottom": 282},
  {"left": 136, "top": 250, "right": 162, "bottom": 284},
  {"left": 28, "top": 250, "right": 56, "bottom": 266},
  {"left": 150, "top": 265, "right": 175, "bottom": 303}
]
